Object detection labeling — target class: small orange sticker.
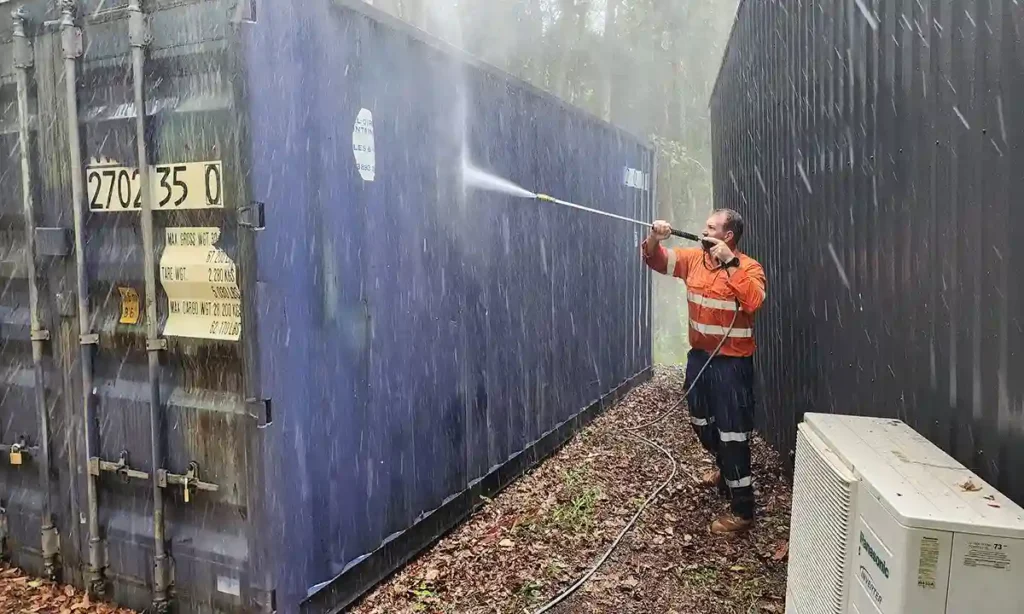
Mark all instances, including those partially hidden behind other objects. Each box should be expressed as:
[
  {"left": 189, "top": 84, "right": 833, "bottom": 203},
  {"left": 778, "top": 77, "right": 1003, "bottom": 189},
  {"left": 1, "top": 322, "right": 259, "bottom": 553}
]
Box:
[{"left": 118, "top": 286, "right": 141, "bottom": 325}]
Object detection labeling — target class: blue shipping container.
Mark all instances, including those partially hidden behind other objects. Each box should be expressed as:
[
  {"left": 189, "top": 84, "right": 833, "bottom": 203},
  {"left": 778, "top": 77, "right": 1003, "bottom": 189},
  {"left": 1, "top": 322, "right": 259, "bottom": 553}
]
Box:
[{"left": 0, "top": 0, "right": 654, "bottom": 612}]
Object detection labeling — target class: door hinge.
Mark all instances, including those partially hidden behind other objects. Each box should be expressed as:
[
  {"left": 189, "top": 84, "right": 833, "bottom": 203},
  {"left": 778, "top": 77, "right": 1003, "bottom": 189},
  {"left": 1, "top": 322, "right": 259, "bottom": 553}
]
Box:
[
  {"left": 12, "top": 9, "right": 33, "bottom": 69},
  {"left": 247, "top": 398, "right": 272, "bottom": 427},
  {"left": 239, "top": 202, "right": 265, "bottom": 230},
  {"left": 127, "top": 4, "right": 152, "bottom": 47},
  {"left": 59, "top": 21, "right": 83, "bottom": 60}
]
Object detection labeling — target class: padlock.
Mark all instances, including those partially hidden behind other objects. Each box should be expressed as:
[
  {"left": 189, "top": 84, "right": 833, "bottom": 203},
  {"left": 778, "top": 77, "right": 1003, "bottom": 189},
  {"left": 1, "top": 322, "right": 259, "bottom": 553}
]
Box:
[
  {"left": 10, "top": 448, "right": 23, "bottom": 466},
  {"left": 183, "top": 479, "right": 191, "bottom": 504}
]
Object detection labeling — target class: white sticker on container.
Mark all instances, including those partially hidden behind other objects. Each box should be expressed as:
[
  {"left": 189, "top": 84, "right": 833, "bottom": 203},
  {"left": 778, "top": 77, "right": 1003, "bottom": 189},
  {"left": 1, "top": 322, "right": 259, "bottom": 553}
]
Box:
[
  {"left": 86, "top": 158, "right": 225, "bottom": 212},
  {"left": 623, "top": 166, "right": 649, "bottom": 191},
  {"left": 159, "top": 227, "right": 241, "bottom": 341},
  {"left": 216, "top": 575, "right": 242, "bottom": 597},
  {"left": 353, "top": 108, "right": 376, "bottom": 182}
]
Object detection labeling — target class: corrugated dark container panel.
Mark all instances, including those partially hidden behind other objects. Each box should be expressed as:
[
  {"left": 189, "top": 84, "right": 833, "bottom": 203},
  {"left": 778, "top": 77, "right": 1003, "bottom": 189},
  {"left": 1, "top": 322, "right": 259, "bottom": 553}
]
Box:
[
  {"left": 0, "top": 0, "right": 653, "bottom": 612},
  {"left": 710, "top": 0, "right": 1024, "bottom": 506}
]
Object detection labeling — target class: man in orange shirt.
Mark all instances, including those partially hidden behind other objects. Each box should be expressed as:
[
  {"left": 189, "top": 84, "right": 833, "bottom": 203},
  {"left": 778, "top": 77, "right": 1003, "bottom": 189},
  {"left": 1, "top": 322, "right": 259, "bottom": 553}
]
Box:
[{"left": 641, "top": 209, "right": 766, "bottom": 534}]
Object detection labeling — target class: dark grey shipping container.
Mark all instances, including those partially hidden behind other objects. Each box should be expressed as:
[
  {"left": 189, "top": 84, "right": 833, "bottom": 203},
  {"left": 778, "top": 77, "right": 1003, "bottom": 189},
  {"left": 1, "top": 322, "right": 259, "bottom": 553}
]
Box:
[
  {"left": 710, "top": 0, "right": 1024, "bottom": 505},
  {"left": 0, "top": 0, "right": 655, "bottom": 612}
]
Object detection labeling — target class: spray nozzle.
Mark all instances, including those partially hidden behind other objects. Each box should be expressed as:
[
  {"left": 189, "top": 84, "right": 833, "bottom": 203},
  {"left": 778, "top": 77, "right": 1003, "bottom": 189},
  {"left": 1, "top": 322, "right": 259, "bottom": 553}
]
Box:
[{"left": 536, "top": 193, "right": 555, "bottom": 202}]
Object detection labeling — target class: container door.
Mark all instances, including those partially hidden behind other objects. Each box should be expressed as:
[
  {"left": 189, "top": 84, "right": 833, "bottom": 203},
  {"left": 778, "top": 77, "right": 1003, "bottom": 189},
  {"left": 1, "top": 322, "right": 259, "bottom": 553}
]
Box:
[
  {"left": 1, "top": 2, "right": 266, "bottom": 612},
  {"left": 0, "top": 4, "right": 79, "bottom": 583}
]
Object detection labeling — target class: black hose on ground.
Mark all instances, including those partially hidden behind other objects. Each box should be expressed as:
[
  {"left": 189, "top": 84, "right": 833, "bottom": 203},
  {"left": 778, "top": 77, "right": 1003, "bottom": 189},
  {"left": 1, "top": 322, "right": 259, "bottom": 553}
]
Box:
[{"left": 531, "top": 303, "right": 739, "bottom": 614}]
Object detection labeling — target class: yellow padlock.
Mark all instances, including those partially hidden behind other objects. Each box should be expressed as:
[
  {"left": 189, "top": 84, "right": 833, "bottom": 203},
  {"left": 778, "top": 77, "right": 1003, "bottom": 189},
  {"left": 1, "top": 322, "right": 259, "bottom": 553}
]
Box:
[
  {"left": 10, "top": 450, "right": 23, "bottom": 466},
  {"left": 183, "top": 482, "right": 191, "bottom": 503}
]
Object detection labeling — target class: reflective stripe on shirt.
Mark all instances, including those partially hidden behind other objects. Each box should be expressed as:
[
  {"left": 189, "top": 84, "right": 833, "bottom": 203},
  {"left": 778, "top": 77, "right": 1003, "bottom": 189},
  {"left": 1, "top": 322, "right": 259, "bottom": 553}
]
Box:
[
  {"left": 688, "top": 291, "right": 738, "bottom": 311},
  {"left": 690, "top": 320, "right": 754, "bottom": 338}
]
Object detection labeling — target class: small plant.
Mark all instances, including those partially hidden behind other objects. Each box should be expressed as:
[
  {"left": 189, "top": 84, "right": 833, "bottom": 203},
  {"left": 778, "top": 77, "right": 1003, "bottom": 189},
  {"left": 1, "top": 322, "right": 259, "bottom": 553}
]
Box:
[
  {"left": 517, "top": 578, "right": 546, "bottom": 603},
  {"left": 409, "top": 582, "right": 440, "bottom": 612},
  {"left": 682, "top": 566, "right": 719, "bottom": 588},
  {"left": 550, "top": 467, "right": 601, "bottom": 531},
  {"left": 562, "top": 467, "right": 588, "bottom": 490}
]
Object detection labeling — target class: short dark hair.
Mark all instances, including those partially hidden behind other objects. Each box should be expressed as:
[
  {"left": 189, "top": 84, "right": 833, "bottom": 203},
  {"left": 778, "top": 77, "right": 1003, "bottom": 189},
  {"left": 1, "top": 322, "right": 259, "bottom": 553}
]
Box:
[{"left": 714, "top": 208, "right": 744, "bottom": 244}]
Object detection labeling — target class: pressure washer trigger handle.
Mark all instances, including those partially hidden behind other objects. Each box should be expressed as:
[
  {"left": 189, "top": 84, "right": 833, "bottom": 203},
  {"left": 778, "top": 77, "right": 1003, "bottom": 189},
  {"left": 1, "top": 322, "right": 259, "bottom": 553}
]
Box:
[{"left": 671, "top": 228, "right": 702, "bottom": 242}]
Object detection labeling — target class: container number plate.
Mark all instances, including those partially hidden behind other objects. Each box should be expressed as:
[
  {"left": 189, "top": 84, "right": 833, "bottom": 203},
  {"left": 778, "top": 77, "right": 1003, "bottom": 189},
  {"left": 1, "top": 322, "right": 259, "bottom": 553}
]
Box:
[{"left": 86, "top": 160, "right": 224, "bottom": 212}]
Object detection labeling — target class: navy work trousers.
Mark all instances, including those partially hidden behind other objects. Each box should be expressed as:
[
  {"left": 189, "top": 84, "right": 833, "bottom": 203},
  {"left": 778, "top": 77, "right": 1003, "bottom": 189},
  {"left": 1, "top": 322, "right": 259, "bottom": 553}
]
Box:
[{"left": 684, "top": 348, "right": 756, "bottom": 519}]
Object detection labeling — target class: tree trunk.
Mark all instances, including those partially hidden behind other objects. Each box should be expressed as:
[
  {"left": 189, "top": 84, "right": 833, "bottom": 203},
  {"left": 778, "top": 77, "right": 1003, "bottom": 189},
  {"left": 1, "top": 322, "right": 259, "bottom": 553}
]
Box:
[
  {"left": 551, "top": 0, "right": 577, "bottom": 99},
  {"left": 599, "top": 0, "right": 621, "bottom": 122}
]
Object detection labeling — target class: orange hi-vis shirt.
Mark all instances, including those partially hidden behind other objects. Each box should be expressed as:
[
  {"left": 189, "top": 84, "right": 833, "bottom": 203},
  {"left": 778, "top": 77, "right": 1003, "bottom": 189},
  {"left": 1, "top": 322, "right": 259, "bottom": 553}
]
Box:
[{"left": 642, "top": 241, "right": 767, "bottom": 357}]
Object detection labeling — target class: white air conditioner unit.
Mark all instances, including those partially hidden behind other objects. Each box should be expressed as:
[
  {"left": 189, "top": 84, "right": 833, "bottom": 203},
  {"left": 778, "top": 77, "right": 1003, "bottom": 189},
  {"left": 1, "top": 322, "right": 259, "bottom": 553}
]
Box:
[{"left": 785, "top": 413, "right": 1024, "bottom": 614}]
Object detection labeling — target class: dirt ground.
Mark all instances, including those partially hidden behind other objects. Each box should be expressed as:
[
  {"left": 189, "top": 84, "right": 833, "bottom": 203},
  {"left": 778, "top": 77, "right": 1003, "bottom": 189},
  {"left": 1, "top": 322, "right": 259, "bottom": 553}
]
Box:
[
  {"left": 0, "top": 367, "right": 791, "bottom": 614},
  {"left": 350, "top": 367, "right": 792, "bottom": 614}
]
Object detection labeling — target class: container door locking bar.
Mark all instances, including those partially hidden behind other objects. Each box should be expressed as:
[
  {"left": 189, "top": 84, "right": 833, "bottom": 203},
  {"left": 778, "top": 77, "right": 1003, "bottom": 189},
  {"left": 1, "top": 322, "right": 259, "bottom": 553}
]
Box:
[
  {"left": 158, "top": 462, "right": 219, "bottom": 503},
  {"left": 87, "top": 454, "right": 219, "bottom": 503},
  {"left": 88, "top": 451, "right": 150, "bottom": 483}
]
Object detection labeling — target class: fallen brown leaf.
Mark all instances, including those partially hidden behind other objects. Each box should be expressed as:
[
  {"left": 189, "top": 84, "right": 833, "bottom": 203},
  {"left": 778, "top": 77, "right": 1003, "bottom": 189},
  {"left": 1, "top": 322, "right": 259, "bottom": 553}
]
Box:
[
  {"left": 772, "top": 541, "right": 790, "bottom": 561},
  {"left": 340, "top": 368, "right": 792, "bottom": 614},
  {"left": 959, "top": 479, "right": 982, "bottom": 492}
]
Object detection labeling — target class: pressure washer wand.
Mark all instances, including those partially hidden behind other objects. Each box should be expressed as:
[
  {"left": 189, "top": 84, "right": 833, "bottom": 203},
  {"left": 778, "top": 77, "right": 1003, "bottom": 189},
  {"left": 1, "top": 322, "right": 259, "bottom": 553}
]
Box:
[{"left": 535, "top": 194, "right": 701, "bottom": 242}]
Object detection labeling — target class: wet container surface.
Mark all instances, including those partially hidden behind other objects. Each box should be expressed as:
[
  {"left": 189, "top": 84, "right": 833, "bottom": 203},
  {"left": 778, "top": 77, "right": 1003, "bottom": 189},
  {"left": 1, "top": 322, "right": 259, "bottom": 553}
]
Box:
[
  {"left": 1, "top": 0, "right": 653, "bottom": 612},
  {"left": 710, "top": 0, "right": 1024, "bottom": 505},
  {"left": 246, "top": 2, "right": 653, "bottom": 610}
]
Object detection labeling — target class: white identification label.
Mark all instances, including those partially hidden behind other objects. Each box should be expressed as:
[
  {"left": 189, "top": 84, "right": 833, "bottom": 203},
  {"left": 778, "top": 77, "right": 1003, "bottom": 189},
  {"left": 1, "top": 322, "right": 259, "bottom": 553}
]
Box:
[
  {"left": 86, "top": 159, "right": 225, "bottom": 212},
  {"left": 352, "top": 108, "right": 376, "bottom": 182},
  {"left": 159, "top": 227, "right": 241, "bottom": 341},
  {"left": 963, "top": 540, "right": 1012, "bottom": 571},
  {"left": 918, "top": 536, "right": 940, "bottom": 589},
  {"left": 623, "top": 166, "right": 649, "bottom": 191},
  {"left": 216, "top": 575, "right": 242, "bottom": 597}
]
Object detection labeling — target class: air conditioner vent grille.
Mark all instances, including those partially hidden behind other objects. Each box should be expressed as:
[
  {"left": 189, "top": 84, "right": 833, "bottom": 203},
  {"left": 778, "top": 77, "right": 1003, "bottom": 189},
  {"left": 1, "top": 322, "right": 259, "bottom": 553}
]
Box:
[{"left": 786, "top": 428, "right": 855, "bottom": 614}]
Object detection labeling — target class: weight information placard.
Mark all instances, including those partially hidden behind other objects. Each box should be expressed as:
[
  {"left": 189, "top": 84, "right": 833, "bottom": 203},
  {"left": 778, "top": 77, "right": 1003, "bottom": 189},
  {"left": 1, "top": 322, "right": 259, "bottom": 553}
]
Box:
[
  {"left": 87, "top": 161, "right": 224, "bottom": 212},
  {"left": 159, "top": 227, "right": 241, "bottom": 341}
]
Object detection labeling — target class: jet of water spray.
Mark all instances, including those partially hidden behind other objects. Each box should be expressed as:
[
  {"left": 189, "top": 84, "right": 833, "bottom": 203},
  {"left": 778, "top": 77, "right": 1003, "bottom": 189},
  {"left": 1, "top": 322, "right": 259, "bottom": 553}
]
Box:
[{"left": 461, "top": 159, "right": 537, "bottom": 198}]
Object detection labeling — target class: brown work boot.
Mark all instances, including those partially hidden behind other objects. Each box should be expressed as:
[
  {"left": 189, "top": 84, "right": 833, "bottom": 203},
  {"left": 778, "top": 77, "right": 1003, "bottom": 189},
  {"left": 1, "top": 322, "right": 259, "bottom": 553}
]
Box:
[
  {"left": 699, "top": 468, "right": 721, "bottom": 487},
  {"left": 710, "top": 514, "right": 753, "bottom": 535}
]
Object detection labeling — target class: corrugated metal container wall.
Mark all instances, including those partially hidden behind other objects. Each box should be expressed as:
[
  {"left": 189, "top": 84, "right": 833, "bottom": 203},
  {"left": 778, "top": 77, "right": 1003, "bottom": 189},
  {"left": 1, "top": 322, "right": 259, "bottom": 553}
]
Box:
[
  {"left": 710, "top": 0, "right": 1024, "bottom": 506},
  {"left": 0, "top": 0, "right": 653, "bottom": 612}
]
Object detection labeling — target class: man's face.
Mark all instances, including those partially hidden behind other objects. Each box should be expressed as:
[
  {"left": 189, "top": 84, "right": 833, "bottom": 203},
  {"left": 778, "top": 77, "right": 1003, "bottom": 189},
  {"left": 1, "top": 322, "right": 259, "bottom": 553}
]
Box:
[{"left": 703, "top": 212, "right": 734, "bottom": 245}]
